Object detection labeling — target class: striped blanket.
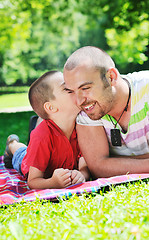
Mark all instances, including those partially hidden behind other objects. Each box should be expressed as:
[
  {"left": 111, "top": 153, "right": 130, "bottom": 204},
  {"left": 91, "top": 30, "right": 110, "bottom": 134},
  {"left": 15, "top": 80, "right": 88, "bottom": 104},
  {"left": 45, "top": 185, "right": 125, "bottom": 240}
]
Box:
[{"left": 0, "top": 155, "right": 149, "bottom": 206}]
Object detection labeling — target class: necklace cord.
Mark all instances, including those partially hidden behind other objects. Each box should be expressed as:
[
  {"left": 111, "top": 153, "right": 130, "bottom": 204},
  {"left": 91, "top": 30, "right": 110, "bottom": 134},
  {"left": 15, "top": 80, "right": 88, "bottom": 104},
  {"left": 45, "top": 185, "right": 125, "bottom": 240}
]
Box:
[{"left": 108, "top": 78, "right": 131, "bottom": 129}]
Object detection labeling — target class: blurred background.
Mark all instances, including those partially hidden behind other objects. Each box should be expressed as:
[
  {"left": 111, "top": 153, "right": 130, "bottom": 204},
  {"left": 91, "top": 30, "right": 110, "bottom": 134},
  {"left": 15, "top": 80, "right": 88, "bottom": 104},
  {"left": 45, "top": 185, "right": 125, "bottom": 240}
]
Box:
[{"left": 0, "top": 0, "right": 148, "bottom": 87}]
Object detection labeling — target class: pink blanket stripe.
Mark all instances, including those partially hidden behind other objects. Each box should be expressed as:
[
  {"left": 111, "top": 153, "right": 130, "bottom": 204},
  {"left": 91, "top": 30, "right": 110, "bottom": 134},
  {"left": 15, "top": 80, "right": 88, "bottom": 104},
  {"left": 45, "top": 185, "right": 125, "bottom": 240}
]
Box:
[{"left": 0, "top": 156, "right": 149, "bottom": 205}]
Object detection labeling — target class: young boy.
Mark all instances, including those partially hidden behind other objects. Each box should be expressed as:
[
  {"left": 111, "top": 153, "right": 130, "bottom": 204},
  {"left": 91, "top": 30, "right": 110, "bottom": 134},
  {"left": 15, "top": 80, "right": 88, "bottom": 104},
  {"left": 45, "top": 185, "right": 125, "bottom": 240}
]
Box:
[{"left": 4, "top": 71, "right": 90, "bottom": 189}]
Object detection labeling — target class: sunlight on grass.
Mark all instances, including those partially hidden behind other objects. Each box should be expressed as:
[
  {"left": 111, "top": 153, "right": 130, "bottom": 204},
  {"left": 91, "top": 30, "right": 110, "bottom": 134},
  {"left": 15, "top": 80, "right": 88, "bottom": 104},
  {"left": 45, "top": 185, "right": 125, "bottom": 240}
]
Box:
[
  {"left": 0, "top": 93, "right": 30, "bottom": 109},
  {"left": 0, "top": 181, "right": 149, "bottom": 239}
]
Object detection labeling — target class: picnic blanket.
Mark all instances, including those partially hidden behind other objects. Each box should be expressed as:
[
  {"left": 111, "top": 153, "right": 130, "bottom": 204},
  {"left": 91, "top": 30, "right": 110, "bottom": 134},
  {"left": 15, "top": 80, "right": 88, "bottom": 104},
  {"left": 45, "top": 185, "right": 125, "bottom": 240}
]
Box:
[{"left": 0, "top": 155, "right": 149, "bottom": 206}]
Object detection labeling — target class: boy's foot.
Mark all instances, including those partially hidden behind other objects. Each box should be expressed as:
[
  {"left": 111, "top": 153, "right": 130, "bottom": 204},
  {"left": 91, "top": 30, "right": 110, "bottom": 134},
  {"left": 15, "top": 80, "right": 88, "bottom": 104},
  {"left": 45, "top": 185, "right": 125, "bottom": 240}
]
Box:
[{"left": 4, "top": 134, "right": 19, "bottom": 168}]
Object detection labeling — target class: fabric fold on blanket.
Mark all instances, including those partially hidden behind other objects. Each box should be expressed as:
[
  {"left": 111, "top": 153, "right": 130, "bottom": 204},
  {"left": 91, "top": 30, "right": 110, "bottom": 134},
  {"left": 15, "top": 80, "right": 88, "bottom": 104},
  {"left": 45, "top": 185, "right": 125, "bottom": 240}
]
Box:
[{"left": 0, "top": 156, "right": 149, "bottom": 206}]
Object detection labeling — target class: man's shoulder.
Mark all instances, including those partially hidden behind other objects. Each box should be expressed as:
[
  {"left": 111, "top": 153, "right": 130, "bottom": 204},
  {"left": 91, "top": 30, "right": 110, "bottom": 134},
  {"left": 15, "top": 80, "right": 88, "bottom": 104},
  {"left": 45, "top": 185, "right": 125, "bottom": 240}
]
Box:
[
  {"left": 123, "top": 71, "right": 149, "bottom": 83},
  {"left": 76, "top": 111, "right": 103, "bottom": 126}
]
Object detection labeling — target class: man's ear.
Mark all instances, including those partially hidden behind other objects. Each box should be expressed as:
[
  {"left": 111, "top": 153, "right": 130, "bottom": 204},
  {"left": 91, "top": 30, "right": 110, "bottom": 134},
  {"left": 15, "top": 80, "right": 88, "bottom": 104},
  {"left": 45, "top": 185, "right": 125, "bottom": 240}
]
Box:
[
  {"left": 44, "top": 102, "right": 58, "bottom": 114},
  {"left": 106, "top": 68, "right": 118, "bottom": 86}
]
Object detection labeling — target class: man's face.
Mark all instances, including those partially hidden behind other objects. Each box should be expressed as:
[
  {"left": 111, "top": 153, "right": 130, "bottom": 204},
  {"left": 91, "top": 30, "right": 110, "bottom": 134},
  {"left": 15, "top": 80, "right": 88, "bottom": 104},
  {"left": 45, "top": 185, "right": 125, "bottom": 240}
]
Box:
[{"left": 63, "top": 64, "right": 114, "bottom": 120}]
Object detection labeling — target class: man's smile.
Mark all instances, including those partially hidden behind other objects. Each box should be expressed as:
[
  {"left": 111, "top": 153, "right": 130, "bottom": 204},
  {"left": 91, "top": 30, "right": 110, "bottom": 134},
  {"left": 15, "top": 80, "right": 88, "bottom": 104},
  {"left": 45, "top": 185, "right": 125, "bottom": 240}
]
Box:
[{"left": 81, "top": 102, "right": 96, "bottom": 111}]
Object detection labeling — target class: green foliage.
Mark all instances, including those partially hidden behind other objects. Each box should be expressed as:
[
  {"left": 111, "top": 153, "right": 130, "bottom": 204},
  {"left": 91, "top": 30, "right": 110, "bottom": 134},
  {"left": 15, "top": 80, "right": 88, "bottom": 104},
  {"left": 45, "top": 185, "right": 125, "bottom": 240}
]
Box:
[
  {"left": 78, "top": 0, "right": 149, "bottom": 72},
  {"left": 106, "top": 20, "right": 148, "bottom": 69},
  {"left": 0, "top": 0, "right": 83, "bottom": 85},
  {"left": 0, "top": 0, "right": 148, "bottom": 85},
  {"left": 0, "top": 86, "right": 29, "bottom": 94},
  {"left": 0, "top": 182, "right": 149, "bottom": 239}
]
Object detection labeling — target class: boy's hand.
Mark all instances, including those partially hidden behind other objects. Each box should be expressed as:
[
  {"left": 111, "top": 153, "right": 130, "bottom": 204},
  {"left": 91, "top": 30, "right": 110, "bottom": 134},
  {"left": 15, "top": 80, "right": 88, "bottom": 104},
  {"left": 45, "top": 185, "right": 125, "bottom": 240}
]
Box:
[
  {"left": 51, "top": 168, "right": 72, "bottom": 188},
  {"left": 71, "top": 170, "right": 85, "bottom": 185}
]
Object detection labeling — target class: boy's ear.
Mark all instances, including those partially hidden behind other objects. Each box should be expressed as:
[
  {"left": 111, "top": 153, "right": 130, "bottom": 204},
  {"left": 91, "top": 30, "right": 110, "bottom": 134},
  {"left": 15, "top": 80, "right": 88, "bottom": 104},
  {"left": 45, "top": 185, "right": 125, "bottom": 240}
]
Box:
[
  {"left": 44, "top": 102, "right": 58, "bottom": 114},
  {"left": 106, "top": 68, "right": 118, "bottom": 86}
]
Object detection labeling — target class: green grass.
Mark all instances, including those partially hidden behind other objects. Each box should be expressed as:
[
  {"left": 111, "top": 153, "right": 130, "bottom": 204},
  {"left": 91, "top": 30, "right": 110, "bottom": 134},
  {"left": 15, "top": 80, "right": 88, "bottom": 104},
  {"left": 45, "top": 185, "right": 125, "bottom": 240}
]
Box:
[
  {"left": 0, "top": 87, "right": 33, "bottom": 155},
  {"left": 0, "top": 89, "right": 149, "bottom": 239},
  {"left": 0, "top": 86, "right": 30, "bottom": 109},
  {"left": 0, "top": 182, "right": 149, "bottom": 239},
  {"left": 0, "top": 112, "right": 35, "bottom": 155},
  {"left": 0, "top": 93, "right": 30, "bottom": 109}
]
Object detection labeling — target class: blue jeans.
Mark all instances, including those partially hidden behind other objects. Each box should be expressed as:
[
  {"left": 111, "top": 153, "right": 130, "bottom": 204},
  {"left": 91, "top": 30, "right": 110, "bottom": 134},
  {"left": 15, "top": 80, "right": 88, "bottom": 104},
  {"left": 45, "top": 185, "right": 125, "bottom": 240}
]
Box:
[{"left": 12, "top": 147, "right": 27, "bottom": 174}]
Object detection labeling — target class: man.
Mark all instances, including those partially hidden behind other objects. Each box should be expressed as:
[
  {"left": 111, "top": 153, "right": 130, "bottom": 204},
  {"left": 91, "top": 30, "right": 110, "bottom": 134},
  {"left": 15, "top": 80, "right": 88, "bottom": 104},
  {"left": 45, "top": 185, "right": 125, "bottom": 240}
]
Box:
[{"left": 63, "top": 46, "right": 149, "bottom": 178}]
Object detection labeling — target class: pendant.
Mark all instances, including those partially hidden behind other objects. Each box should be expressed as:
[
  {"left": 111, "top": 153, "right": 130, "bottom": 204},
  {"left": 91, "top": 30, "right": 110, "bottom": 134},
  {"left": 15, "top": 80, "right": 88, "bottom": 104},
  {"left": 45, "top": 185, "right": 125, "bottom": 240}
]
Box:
[{"left": 110, "top": 129, "right": 122, "bottom": 146}]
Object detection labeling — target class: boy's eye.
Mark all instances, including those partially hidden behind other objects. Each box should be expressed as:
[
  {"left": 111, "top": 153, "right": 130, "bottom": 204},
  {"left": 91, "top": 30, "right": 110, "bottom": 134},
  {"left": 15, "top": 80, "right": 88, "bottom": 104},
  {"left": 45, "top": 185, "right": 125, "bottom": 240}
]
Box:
[{"left": 63, "top": 88, "right": 73, "bottom": 94}]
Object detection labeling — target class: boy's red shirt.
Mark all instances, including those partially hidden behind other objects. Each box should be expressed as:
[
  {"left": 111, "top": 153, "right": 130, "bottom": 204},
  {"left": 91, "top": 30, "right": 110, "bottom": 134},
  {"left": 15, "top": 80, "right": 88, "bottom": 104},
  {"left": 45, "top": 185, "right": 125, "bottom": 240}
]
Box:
[{"left": 21, "top": 119, "right": 81, "bottom": 178}]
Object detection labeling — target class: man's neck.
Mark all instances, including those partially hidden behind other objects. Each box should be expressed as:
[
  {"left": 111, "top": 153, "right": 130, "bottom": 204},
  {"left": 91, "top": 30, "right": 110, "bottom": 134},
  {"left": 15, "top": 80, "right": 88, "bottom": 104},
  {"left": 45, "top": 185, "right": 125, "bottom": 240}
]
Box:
[{"left": 108, "top": 77, "right": 131, "bottom": 131}]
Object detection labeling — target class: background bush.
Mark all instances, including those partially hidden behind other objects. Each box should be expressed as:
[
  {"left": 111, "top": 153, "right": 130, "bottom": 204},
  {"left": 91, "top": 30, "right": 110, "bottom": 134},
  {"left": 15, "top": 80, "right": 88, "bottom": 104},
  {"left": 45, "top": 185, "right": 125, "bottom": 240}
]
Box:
[{"left": 0, "top": 0, "right": 148, "bottom": 86}]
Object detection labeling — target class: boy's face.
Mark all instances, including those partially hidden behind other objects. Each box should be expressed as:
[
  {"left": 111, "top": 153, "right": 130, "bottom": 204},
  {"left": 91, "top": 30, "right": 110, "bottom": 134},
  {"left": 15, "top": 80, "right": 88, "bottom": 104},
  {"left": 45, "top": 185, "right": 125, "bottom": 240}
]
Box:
[{"left": 51, "top": 73, "right": 80, "bottom": 116}]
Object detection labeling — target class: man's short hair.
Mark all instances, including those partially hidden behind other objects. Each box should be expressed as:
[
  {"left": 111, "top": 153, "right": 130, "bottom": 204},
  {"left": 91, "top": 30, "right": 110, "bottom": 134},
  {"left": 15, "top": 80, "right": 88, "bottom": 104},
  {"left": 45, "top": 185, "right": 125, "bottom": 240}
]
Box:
[
  {"left": 64, "top": 46, "right": 115, "bottom": 80},
  {"left": 29, "top": 71, "right": 59, "bottom": 119}
]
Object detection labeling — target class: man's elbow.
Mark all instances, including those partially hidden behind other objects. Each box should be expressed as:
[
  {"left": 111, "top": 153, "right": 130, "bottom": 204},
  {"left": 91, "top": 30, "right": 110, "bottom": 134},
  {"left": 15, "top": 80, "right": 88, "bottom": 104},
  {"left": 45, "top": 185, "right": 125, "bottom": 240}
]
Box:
[{"left": 88, "top": 157, "right": 107, "bottom": 179}]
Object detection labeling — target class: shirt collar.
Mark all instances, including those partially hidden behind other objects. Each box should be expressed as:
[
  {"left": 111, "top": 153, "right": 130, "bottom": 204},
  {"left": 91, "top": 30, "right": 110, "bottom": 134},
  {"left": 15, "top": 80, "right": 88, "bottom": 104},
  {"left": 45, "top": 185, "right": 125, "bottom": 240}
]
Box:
[{"left": 45, "top": 119, "right": 77, "bottom": 140}]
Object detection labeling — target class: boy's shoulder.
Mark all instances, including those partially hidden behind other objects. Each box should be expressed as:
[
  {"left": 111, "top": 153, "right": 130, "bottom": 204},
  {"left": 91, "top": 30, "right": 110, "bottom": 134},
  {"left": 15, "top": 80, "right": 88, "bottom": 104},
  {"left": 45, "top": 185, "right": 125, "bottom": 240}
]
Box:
[
  {"left": 30, "top": 119, "right": 52, "bottom": 141},
  {"left": 30, "top": 119, "right": 63, "bottom": 141}
]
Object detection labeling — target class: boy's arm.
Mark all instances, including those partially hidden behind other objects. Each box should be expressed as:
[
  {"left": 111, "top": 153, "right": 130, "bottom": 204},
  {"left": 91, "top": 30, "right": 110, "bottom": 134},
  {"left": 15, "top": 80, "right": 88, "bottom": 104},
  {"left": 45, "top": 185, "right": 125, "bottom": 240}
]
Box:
[
  {"left": 27, "top": 166, "right": 72, "bottom": 189},
  {"left": 71, "top": 157, "right": 90, "bottom": 185},
  {"left": 78, "top": 156, "right": 90, "bottom": 181}
]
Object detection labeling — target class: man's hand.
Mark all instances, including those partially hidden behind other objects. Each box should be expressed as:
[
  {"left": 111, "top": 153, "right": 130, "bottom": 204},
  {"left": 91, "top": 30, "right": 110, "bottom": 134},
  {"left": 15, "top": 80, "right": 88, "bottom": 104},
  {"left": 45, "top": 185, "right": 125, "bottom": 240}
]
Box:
[
  {"left": 71, "top": 170, "right": 85, "bottom": 185},
  {"left": 51, "top": 168, "right": 72, "bottom": 188}
]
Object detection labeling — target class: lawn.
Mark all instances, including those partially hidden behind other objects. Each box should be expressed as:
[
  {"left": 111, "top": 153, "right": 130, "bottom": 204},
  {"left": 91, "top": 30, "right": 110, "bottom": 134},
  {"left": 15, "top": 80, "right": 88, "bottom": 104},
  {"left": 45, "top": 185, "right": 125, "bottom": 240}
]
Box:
[
  {"left": 0, "top": 86, "right": 34, "bottom": 155},
  {"left": 0, "top": 89, "right": 149, "bottom": 239},
  {"left": 0, "top": 111, "right": 35, "bottom": 156},
  {"left": 0, "top": 93, "right": 30, "bottom": 110},
  {"left": 0, "top": 182, "right": 149, "bottom": 239},
  {"left": 0, "top": 86, "right": 30, "bottom": 110}
]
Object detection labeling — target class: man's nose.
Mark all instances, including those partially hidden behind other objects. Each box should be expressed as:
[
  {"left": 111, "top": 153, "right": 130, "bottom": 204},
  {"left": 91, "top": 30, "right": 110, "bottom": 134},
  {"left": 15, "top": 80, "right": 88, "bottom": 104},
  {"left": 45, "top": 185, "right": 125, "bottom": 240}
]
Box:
[{"left": 74, "top": 92, "right": 86, "bottom": 106}]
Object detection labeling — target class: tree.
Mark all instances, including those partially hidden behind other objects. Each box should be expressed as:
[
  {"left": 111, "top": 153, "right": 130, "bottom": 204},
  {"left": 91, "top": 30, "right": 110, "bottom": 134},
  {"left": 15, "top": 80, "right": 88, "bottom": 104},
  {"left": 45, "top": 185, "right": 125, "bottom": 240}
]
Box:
[
  {"left": 0, "top": 0, "right": 84, "bottom": 85},
  {"left": 77, "top": 0, "right": 149, "bottom": 72},
  {"left": 0, "top": 0, "right": 148, "bottom": 85}
]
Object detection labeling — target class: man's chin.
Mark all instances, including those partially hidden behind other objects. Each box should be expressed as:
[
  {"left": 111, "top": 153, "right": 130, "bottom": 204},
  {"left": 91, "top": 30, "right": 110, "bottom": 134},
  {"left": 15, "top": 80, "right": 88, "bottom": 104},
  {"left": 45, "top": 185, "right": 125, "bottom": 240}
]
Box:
[{"left": 87, "top": 113, "right": 103, "bottom": 120}]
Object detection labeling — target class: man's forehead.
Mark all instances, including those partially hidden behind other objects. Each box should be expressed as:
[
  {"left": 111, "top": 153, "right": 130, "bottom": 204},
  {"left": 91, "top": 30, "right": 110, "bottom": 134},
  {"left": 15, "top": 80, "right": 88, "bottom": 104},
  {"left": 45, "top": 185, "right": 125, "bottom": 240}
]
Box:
[
  {"left": 64, "top": 64, "right": 98, "bottom": 84},
  {"left": 64, "top": 73, "right": 95, "bottom": 92},
  {"left": 64, "top": 63, "right": 95, "bottom": 79}
]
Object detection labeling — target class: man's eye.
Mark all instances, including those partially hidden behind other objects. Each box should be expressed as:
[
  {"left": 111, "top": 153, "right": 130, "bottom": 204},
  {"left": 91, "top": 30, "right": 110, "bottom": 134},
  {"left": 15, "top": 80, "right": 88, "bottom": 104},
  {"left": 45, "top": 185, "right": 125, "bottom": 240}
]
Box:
[
  {"left": 67, "top": 91, "right": 73, "bottom": 94},
  {"left": 82, "top": 87, "right": 90, "bottom": 90}
]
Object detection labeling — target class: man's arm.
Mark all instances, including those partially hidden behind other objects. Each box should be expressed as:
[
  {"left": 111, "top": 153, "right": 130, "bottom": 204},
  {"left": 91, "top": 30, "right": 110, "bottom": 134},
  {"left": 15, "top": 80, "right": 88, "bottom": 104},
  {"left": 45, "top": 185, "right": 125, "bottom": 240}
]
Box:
[
  {"left": 76, "top": 124, "right": 149, "bottom": 178},
  {"left": 27, "top": 166, "right": 72, "bottom": 189}
]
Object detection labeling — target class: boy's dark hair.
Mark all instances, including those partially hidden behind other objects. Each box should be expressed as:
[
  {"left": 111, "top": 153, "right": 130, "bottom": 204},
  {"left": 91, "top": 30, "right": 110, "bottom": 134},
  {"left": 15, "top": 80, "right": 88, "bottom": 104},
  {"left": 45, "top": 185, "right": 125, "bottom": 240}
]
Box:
[{"left": 29, "top": 71, "right": 58, "bottom": 119}]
